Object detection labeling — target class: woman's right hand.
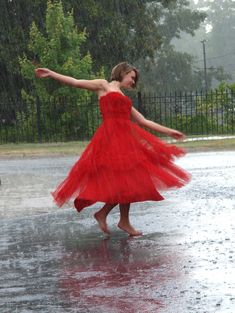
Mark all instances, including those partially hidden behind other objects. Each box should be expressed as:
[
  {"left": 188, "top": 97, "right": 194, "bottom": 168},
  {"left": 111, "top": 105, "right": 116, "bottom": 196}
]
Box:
[{"left": 35, "top": 68, "right": 51, "bottom": 78}]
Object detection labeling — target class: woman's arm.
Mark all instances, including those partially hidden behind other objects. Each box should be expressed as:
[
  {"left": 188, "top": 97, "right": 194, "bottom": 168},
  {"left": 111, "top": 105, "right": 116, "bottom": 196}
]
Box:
[
  {"left": 131, "top": 107, "right": 185, "bottom": 140},
  {"left": 35, "top": 68, "right": 107, "bottom": 92}
]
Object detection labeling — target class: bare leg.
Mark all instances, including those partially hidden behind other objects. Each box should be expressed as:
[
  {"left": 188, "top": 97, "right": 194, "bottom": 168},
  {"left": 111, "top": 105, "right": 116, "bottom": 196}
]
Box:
[
  {"left": 118, "top": 204, "right": 142, "bottom": 236},
  {"left": 94, "top": 203, "right": 117, "bottom": 234}
]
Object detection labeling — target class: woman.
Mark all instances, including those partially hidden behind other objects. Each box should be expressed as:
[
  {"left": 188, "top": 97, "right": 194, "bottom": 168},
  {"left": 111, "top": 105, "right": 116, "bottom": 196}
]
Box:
[{"left": 35, "top": 62, "right": 190, "bottom": 236}]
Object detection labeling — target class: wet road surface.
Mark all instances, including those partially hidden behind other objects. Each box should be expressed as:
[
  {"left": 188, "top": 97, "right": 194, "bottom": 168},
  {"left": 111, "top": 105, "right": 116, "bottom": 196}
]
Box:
[{"left": 0, "top": 151, "right": 235, "bottom": 312}]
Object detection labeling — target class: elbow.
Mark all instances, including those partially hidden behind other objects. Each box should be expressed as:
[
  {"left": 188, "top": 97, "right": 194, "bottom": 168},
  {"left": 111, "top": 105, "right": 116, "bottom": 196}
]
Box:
[{"left": 137, "top": 118, "right": 148, "bottom": 127}]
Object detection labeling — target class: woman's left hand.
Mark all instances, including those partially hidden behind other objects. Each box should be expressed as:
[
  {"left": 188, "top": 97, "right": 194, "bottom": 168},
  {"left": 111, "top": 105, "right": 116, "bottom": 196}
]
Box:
[{"left": 170, "top": 130, "right": 186, "bottom": 141}]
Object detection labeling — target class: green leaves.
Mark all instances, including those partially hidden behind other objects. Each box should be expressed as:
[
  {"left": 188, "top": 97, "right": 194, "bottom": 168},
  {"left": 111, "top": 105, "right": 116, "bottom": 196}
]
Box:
[{"left": 18, "top": 0, "right": 97, "bottom": 141}]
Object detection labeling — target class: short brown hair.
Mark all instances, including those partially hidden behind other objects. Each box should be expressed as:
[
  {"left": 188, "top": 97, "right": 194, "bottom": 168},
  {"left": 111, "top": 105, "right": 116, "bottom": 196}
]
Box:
[{"left": 111, "top": 62, "right": 139, "bottom": 88}]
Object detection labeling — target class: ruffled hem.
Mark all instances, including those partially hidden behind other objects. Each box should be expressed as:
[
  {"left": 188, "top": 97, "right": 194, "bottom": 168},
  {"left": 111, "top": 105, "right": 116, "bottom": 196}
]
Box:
[{"left": 52, "top": 120, "right": 190, "bottom": 211}]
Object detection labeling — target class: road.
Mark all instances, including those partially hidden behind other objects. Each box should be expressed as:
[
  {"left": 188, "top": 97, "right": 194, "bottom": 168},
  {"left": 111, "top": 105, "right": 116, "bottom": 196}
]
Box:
[{"left": 0, "top": 151, "right": 234, "bottom": 312}]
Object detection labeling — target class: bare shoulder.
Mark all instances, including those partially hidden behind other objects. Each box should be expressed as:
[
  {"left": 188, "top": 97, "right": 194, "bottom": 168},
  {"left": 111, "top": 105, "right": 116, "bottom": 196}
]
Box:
[
  {"left": 95, "top": 79, "right": 109, "bottom": 90},
  {"left": 96, "top": 79, "right": 113, "bottom": 97},
  {"left": 75, "top": 78, "right": 108, "bottom": 92}
]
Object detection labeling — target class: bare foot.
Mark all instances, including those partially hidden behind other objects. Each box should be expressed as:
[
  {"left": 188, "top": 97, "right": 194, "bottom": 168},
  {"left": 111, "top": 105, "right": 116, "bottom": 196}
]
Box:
[
  {"left": 118, "top": 221, "right": 142, "bottom": 236},
  {"left": 94, "top": 212, "right": 110, "bottom": 234}
]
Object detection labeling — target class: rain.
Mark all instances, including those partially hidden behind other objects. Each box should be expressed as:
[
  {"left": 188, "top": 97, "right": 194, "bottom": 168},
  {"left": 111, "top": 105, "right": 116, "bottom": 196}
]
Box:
[{"left": 1, "top": 1, "right": 235, "bottom": 312}]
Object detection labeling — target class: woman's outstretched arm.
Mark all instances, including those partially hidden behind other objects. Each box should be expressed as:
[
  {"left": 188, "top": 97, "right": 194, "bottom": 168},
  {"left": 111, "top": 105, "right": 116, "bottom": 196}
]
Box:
[
  {"left": 131, "top": 107, "right": 185, "bottom": 140},
  {"left": 35, "top": 68, "right": 107, "bottom": 92}
]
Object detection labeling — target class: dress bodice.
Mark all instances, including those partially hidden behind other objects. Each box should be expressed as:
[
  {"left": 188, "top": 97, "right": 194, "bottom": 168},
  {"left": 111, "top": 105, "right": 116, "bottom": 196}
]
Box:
[{"left": 99, "top": 92, "right": 132, "bottom": 120}]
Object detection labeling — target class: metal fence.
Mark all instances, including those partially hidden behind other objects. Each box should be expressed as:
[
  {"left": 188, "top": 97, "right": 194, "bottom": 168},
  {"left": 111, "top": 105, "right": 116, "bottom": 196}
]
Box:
[{"left": 0, "top": 90, "right": 235, "bottom": 144}]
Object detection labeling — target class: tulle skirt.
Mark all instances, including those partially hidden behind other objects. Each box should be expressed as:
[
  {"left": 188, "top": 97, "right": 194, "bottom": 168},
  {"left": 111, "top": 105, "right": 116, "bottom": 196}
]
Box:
[{"left": 52, "top": 119, "right": 190, "bottom": 211}]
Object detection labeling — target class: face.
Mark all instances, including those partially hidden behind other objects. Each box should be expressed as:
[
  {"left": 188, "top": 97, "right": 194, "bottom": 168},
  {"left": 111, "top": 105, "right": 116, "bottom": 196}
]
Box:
[{"left": 120, "top": 70, "right": 136, "bottom": 89}]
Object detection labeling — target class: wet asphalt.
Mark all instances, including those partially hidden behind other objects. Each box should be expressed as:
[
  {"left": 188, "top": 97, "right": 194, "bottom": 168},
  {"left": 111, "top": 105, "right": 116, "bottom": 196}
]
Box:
[{"left": 0, "top": 151, "right": 234, "bottom": 313}]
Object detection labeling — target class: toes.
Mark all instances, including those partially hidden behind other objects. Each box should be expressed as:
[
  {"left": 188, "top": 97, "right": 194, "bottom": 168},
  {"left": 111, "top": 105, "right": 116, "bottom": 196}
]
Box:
[{"left": 118, "top": 222, "right": 142, "bottom": 236}]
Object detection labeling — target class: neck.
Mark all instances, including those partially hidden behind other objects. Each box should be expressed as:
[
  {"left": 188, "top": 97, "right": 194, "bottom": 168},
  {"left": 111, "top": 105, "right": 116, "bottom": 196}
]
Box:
[{"left": 109, "top": 81, "right": 122, "bottom": 89}]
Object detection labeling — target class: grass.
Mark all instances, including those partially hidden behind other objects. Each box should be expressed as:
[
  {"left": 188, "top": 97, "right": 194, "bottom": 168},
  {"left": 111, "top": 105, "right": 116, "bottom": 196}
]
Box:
[
  {"left": 176, "top": 137, "right": 235, "bottom": 152},
  {"left": 0, "top": 137, "right": 235, "bottom": 158},
  {"left": 0, "top": 141, "right": 89, "bottom": 158}
]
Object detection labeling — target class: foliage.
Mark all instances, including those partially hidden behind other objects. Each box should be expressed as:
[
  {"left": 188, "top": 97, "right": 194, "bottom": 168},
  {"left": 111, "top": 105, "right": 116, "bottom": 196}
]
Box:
[
  {"left": 0, "top": 0, "right": 47, "bottom": 105},
  {"left": 136, "top": 1, "right": 208, "bottom": 93},
  {"left": 205, "top": 0, "right": 235, "bottom": 81},
  {"left": 62, "top": 0, "right": 163, "bottom": 72},
  {"left": 19, "top": 0, "right": 98, "bottom": 141},
  {"left": 135, "top": 3, "right": 210, "bottom": 92},
  {"left": 1, "top": 0, "right": 235, "bottom": 143},
  {"left": 137, "top": 47, "right": 203, "bottom": 93},
  {"left": 192, "top": 82, "right": 235, "bottom": 133},
  {"left": 1, "top": 0, "right": 216, "bottom": 98},
  {"left": 62, "top": 0, "right": 207, "bottom": 92}
]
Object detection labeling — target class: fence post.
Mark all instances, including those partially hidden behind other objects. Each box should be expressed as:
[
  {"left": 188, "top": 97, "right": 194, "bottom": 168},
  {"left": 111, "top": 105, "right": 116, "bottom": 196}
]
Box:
[
  {"left": 137, "top": 91, "right": 146, "bottom": 115},
  {"left": 36, "top": 96, "right": 42, "bottom": 143}
]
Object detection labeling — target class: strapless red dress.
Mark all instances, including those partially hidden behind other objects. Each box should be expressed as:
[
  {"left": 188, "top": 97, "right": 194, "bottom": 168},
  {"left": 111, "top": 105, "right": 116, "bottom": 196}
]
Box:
[{"left": 52, "top": 92, "right": 190, "bottom": 212}]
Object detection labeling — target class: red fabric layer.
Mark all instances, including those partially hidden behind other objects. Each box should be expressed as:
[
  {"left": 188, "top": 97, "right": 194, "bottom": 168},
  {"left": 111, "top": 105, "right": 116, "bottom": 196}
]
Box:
[{"left": 52, "top": 92, "right": 191, "bottom": 211}]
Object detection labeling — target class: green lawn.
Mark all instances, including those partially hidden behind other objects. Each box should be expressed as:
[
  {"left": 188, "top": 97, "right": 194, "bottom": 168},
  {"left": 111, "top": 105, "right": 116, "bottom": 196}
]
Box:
[
  {"left": 0, "top": 137, "right": 234, "bottom": 158},
  {"left": 0, "top": 141, "right": 89, "bottom": 158},
  {"left": 176, "top": 137, "right": 235, "bottom": 152}
]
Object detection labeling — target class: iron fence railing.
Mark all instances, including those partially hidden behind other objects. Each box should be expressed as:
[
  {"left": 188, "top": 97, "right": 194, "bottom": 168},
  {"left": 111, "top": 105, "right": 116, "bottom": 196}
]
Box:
[{"left": 0, "top": 90, "right": 235, "bottom": 144}]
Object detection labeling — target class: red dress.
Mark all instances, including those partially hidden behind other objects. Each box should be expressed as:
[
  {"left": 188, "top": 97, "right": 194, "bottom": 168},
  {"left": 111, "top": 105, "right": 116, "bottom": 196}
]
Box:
[{"left": 52, "top": 92, "right": 190, "bottom": 212}]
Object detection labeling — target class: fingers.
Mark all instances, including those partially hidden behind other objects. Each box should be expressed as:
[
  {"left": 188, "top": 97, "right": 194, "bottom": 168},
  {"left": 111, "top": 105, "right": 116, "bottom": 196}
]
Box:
[
  {"left": 35, "top": 68, "right": 42, "bottom": 77},
  {"left": 34, "top": 69, "right": 40, "bottom": 77},
  {"left": 173, "top": 131, "right": 186, "bottom": 141},
  {"left": 34, "top": 68, "right": 48, "bottom": 78}
]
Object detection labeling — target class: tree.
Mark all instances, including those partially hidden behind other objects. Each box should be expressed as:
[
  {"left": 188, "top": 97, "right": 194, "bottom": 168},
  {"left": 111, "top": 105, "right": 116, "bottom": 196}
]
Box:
[
  {"left": 61, "top": 0, "right": 212, "bottom": 92},
  {"left": 174, "top": 0, "right": 235, "bottom": 87},
  {"left": 137, "top": 47, "right": 203, "bottom": 93},
  {"left": 1, "top": 0, "right": 225, "bottom": 103},
  {"left": 62, "top": 0, "right": 162, "bottom": 73},
  {"left": 204, "top": 0, "right": 235, "bottom": 81},
  {"left": 1, "top": 0, "right": 211, "bottom": 95},
  {"left": 19, "top": 0, "right": 98, "bottom": 141},
  {"left": 137, "top": 1, "right": 209, "bottom": 92},
  {"left": 0, "top": 0, "right": 47, "bottom": 98}
]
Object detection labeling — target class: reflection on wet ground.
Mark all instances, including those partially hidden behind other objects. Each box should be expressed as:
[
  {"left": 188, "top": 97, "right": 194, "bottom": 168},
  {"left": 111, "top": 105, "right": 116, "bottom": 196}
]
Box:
[{"left": 0, "top": 151, "right": 235, "bottom": 312}]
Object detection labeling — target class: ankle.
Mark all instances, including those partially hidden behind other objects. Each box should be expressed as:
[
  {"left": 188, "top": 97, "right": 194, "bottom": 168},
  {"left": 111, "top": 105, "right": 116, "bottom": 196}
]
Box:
[
  {"left": 95, "top": 210, "right": 106, "bottom": 217},
  {"left": 118, "top": 218, "right": 130, "bottom": 224}
]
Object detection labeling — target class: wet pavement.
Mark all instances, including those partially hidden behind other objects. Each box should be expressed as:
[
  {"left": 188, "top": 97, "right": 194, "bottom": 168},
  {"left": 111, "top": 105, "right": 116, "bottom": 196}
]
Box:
[{"left": 0, "top": 151, "right": 235, "bottom": 313}]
